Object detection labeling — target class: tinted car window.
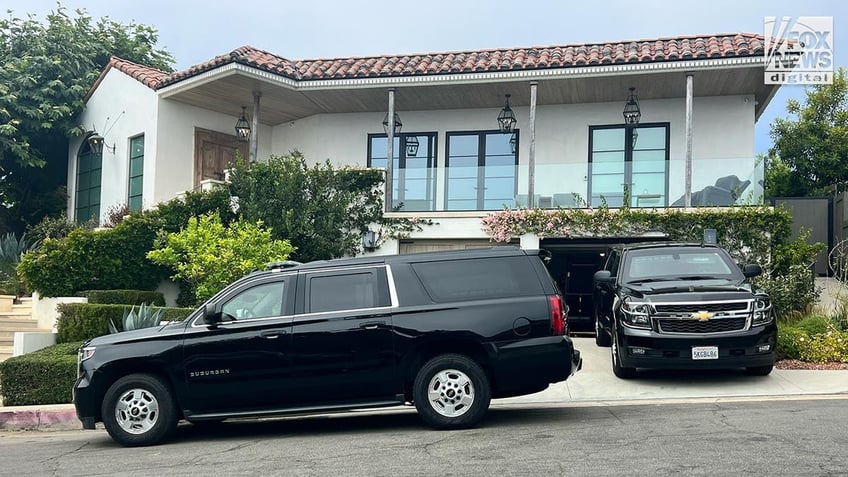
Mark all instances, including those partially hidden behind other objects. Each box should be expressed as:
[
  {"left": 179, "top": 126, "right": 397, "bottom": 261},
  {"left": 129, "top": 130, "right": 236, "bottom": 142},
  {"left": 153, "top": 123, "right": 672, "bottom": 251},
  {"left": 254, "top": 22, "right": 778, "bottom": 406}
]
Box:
[
  {"left": 622, "top": 248, "right": 741, "bottom": 282},
  {"left": 308, "top": 271, "right": 381, "bottom": 313},
  {"left": 411, "top": 256, "right": 541, "bottom": 302},
  {"left": 221, "top": 280, "right": 286, "bottom": 320}
]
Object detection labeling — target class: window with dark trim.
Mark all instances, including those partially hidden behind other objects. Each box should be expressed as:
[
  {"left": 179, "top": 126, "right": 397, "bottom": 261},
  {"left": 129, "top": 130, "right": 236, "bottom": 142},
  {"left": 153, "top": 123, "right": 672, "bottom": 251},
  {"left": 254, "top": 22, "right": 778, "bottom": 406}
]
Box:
[
  {"left": 307, "top": 270, "right": 385, "bottom": 313},
  {"left": 445, "top": 130, "right": 518, "bottom": 211},
  {"left": 128, "top": 135, "right": 144, "bottom": 212},
  {"left": 367, "top": 133, "right": 437, "bottom": 212},
  {"left": 588, "top": 124, "right": 669, "bottom": 208},
  {"left": 410, "top": 256, "right": 541, "bottom": 302},
  {"left": 75, "top": 137, "right": 102, "bottom": 222}
]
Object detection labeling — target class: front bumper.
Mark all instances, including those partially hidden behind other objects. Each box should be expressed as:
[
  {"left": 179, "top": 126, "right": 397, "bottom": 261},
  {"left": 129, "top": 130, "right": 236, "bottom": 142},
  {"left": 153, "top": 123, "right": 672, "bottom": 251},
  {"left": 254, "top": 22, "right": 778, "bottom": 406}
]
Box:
[
  {"left": 73, "top": 374, "right": 98, "bottom": 429},
  {"left": 616, "top": 322, "right": 777, "bottom": 370}
]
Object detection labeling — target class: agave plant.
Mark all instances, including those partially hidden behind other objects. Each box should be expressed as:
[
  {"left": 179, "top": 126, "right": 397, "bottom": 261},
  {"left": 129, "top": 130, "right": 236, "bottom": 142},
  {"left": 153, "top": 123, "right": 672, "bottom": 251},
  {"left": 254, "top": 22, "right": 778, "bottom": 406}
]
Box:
[
  {"left": 109, "top": 303, "right": 165, "bottom": 333},
  {"left": 0, "top": 232, "right": 39, "bottom": 296}
]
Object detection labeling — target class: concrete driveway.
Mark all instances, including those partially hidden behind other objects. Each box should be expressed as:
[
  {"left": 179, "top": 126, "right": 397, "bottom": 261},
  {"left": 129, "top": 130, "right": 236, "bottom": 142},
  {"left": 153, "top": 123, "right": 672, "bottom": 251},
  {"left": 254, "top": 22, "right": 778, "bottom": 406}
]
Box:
[{"left": 498, "top": 337, "right": 848, "bottom": 406}]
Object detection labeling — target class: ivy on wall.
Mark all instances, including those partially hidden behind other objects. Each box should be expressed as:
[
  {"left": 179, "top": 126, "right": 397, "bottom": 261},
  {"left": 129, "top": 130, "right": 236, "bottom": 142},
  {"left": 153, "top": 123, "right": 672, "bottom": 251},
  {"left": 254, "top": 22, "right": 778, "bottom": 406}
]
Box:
[{"left": 481, "top": 205, "right": 795, "bottom": 269}]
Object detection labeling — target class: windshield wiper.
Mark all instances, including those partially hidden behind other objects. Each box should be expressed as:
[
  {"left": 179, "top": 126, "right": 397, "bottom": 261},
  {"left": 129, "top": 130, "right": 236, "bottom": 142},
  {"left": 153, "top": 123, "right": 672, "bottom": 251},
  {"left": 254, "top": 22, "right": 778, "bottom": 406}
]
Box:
[
  {"left": 625, "top": 278, "right": 674, "bottom": 285},
  {"left": 674, "top": 275, "right": 727, "bottom": 281}
]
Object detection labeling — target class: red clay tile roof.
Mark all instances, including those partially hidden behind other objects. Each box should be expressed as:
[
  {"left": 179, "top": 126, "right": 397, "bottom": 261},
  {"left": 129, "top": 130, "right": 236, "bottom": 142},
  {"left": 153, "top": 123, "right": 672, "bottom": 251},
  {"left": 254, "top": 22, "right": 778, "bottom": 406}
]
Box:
[
  {"left": 108, "top": 57, "right": 171, "bottom": 88},
  {"left": 110, "top": 33, "right": 766, "bottom": 91}
]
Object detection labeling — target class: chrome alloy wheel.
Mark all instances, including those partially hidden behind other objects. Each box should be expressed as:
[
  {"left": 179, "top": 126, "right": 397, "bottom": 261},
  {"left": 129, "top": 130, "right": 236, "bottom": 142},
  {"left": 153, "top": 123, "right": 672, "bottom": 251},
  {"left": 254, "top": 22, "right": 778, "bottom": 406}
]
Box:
[
  {"left": 427, "top": 369, "right": 475, "bottom": 418},
  {"left": 114, "top": 388, "right": 160, "bottom": 435}
]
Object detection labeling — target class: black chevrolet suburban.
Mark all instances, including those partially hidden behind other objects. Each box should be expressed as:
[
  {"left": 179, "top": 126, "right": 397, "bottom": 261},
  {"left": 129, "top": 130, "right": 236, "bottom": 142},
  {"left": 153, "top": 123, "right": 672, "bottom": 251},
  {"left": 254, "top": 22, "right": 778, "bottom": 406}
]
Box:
[
  {"left": 593, "top": 243, "right": 776, "bottom": 379},
  {"left": 74, "top": 247, "right": 582, "bottom": 446}
]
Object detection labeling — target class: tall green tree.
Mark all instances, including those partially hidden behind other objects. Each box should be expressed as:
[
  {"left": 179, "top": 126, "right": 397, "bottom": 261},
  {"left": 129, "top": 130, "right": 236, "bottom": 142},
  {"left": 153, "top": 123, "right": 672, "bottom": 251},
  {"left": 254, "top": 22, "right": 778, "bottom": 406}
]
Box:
[
  {"left": 767, "top": 67, "right": 848, "bottom": 197},
  {"left": 0, "top": 4, "right": 174, "bottom": 235}
]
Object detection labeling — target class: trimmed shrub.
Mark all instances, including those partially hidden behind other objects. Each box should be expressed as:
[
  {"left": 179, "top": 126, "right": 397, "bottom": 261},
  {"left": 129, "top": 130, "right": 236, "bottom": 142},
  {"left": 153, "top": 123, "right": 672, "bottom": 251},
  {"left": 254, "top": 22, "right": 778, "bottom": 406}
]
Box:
[
  {"left": 77, "top": 289, "right": 165, "bottom": 306},
  {"left": 17, "top": 214, "right": 168, "bottom": 297},
  {"left": 56, "top": 303, "right": 194, "bottom": 343},
  {"left": 0, "top": 341, "right": 83, "bottom": 406}
]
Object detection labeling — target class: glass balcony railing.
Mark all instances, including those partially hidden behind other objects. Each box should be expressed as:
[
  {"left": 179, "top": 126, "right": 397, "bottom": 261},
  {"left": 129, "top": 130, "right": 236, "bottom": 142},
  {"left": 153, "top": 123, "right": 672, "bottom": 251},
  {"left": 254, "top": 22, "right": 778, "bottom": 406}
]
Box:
[{"left": 379, "top": 156, "right": 764, "bottom": 213}]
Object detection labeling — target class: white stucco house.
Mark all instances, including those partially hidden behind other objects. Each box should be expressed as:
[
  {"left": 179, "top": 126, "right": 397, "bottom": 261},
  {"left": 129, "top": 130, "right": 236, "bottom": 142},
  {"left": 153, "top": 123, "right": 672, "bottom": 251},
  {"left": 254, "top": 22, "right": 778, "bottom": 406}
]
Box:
[{"left": 69, "top": 32, "right": 781, "bottom": 317}]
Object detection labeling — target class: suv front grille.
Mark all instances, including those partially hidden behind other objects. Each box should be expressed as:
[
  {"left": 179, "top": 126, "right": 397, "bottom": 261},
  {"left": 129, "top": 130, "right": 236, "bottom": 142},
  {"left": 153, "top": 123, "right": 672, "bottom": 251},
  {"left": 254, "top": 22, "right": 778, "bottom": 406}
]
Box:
[
  {"left": 657, "top": 317, "right": 748, "bottom": 334},
  {"left": 653, "top": 302, "right": 749, "bottom": 314},
  {"left": 650, "top": 300, "right": 752, "bottom": 334}
]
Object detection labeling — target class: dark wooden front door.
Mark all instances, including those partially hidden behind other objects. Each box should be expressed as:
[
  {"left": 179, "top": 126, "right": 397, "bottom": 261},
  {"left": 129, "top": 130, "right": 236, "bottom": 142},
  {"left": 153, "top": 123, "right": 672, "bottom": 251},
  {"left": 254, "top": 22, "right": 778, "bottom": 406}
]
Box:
[{"left": 194, "top": 128, "right": 248, "bottom": 188}]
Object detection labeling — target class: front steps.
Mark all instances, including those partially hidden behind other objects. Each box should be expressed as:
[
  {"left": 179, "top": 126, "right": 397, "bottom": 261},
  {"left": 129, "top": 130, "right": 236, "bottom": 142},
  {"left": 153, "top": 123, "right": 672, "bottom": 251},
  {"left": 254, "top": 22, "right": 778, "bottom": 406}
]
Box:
[{"left": 0, "top": 296, "right": 49, "bottom": 362}]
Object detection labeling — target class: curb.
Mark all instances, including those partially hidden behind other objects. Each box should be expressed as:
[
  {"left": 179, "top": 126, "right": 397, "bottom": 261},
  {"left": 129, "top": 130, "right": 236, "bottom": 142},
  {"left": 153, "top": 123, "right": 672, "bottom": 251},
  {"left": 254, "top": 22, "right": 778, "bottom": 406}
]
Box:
[{"left": 0, "top": 405, "right": 80, "bottom": 431}]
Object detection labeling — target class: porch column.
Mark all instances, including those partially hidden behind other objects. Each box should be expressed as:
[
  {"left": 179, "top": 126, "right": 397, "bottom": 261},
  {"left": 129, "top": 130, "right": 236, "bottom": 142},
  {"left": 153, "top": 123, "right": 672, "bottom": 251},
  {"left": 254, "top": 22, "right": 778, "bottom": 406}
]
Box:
[
  {"left": 250, "top": 91, "right": 261, "bottom": 162},
  {"left": 385, "top": 88, "right": 396, "bottom": 213},
  {"left": 684, "top": 73, "right": 694, "bottom": 207},
  {"left": 528, "top": 81, "right": 538, "bottom": 208}
]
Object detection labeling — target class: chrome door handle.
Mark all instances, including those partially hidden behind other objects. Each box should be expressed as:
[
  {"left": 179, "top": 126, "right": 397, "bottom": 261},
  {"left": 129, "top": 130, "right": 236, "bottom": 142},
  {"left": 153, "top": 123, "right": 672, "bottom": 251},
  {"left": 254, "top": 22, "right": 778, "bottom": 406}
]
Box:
[
  {"left": 260, "top": 330, "right": 287, "bottom": 339},
  {"left": 360, "top": 321, "right": 385, "bottom": 330}
]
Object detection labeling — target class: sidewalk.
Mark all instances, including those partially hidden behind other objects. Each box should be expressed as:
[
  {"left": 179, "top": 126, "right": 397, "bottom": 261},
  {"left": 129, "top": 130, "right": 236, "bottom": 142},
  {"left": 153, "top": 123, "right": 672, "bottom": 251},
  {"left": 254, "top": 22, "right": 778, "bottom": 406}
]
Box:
[{"left": 2, "top": 338, "right": 847, "bottom": 432}]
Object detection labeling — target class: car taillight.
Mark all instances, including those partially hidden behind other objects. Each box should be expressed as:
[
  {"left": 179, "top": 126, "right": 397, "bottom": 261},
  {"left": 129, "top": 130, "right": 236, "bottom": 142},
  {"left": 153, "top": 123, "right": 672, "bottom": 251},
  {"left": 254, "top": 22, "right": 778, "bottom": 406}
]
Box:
[{"left": 549, "top": 295, "right": 566, "bottom": 336}]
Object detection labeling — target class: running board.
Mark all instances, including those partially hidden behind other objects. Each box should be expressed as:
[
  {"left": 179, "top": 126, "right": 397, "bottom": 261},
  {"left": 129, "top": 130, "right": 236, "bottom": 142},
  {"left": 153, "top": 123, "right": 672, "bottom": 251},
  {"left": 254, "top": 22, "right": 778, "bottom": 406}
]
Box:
[{"left": 185, "top": 398, "right": 404, "bottom": 421}]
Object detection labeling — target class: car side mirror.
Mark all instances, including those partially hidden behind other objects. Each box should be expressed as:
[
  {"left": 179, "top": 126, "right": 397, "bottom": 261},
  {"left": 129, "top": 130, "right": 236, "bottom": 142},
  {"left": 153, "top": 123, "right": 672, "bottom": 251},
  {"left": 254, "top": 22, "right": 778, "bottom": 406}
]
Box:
[
  {"left": 203, "top": 303, "right": 223, "bottom": 325},
  {"left": 594, "top": 270, "right": 614, "bottom": 284},
  {"left": 742, "top": 264, "right": 762, "bottom": 278}
]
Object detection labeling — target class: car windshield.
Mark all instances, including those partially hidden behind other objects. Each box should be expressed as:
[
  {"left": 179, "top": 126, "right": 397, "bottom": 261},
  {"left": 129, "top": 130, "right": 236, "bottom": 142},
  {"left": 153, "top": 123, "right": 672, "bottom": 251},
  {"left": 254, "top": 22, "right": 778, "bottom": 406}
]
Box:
[{"left": 621, "top": 247, "right": 743, "bottom": 284}]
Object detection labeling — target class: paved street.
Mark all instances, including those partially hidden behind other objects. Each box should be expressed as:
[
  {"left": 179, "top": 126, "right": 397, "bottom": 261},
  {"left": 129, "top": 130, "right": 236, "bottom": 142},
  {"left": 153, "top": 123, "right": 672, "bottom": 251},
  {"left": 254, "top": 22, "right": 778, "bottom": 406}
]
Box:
[{"left": 1, "top": 396, "right": 847, "bottom": 476}]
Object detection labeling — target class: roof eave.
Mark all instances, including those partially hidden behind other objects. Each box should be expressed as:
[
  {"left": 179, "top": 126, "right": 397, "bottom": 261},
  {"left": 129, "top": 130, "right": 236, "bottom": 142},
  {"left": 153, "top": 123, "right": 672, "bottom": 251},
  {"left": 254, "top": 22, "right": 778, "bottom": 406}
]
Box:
[{"left": 158, "top": 55, "right": 766, "bottom": 97}]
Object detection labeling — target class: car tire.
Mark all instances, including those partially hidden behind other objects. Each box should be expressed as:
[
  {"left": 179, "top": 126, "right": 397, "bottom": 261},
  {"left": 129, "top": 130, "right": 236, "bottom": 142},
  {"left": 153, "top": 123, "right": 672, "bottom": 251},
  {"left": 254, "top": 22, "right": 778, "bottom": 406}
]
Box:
[
  {"left": 595, "top": 318, "right": 611, "bottom": 347},
  {"left": 745, "top": 365, "right": 773, "bottom": 376},
  {"left": 611, "top": 334, "right": 637, "bottom": 379},
  {"left": 413, "top": 354, "right": 491, "bottom": 430},
  {"left": 101, "top": 373, "right": 179, "bottom": 447}
]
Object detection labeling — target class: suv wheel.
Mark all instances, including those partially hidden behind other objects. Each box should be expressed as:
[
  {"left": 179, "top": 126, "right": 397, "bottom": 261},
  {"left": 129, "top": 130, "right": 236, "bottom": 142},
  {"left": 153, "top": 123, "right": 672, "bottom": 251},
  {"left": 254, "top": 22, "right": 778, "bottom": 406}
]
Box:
[
  {"left": 413, "top": 354, "right": 491, "bottom": 429},
  {"left": 595, "top": 318, "right": 611, "bottom": 347},
  {"left": 611, "top": 335, "right": 637, "bottom": 379},
  {"left": 102, "top": 373, "right": 179, "bottom": 447},
  {"left": 745, "top": 365, "right": 773, "bottom": 376}
]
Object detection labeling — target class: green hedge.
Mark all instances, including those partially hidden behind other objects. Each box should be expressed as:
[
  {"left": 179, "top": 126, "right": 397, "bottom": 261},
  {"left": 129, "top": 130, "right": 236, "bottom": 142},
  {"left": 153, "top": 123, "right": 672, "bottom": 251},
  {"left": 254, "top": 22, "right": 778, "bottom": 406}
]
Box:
[
  {"left": 56, "top": 303, "right": 195, "bottom": 343},
  {"left": 0, "top": 341, "right": 83, "bottom": 406},
  {"left": 17, "top": 214, "right": 168, "bottom": 297},
  {"left": 77, "top": 289, "right": 166, "bottom": 306}
]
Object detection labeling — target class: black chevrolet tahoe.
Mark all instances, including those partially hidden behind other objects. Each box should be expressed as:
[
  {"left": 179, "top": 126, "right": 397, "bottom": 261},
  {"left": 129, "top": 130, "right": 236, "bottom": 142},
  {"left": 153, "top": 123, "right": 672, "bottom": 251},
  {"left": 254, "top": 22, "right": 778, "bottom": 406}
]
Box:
[
  {"left": 74, "top": 247, "right": 582, "bottom": 446},
  {"left": 593, "top": 243, "right": 776, "bottom": 379}
]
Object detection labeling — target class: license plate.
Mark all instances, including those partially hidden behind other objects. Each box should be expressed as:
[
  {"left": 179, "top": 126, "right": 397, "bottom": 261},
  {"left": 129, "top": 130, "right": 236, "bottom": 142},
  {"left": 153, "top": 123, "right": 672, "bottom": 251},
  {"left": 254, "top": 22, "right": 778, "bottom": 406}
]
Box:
[{"left": 692, "top": 346, "right": 719, "bottom": 360}]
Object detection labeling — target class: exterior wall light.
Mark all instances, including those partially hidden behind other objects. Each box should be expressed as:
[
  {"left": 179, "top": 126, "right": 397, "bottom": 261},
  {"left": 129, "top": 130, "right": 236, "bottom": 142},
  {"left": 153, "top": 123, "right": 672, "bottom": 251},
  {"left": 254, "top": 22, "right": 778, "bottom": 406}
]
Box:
[
  {"left": 497, "top": 94, "right": 517, "bottom": 133},
  {"left": 234, "top": 106, "right": 251, "bottom": 142},
  {"left": 623, "top": 87, "right": 642, "bottom": 125},
  {"left": 362, "top": 229, "right": 380, "bottom": 251},
  {"left": 87, "top": 132, "right": 114, "bottom": 155},
  {"left": 382, "top": 112, "right": 403, "bottom": 135}
]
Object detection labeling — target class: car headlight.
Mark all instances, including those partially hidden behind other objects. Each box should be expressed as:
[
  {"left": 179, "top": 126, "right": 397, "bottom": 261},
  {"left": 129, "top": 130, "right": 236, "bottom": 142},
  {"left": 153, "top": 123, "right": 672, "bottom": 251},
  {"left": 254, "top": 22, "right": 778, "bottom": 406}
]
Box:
[
  {"left": 78, "top": 346, "right": 96, "bottom": 365},
  {"left": 752, "top": 296, "right": 773, "bottom": 326},
  {"left": 621, "top": 300, "right": 651, "bottom": 329}
]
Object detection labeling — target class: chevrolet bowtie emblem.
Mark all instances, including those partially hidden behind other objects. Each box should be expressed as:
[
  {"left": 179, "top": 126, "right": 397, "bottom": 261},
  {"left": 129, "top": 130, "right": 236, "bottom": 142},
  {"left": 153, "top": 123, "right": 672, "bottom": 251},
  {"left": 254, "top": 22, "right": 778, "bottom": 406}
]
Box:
[{"left": 692, "top": 311, "right": 714, "bottom": 321}]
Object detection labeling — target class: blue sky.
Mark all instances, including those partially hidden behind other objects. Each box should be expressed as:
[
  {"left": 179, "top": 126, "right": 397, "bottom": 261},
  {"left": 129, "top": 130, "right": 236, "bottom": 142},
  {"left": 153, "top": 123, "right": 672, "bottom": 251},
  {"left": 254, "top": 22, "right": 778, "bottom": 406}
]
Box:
[{"left": 6, "top": 0, "right": 847, "bottom": 155}]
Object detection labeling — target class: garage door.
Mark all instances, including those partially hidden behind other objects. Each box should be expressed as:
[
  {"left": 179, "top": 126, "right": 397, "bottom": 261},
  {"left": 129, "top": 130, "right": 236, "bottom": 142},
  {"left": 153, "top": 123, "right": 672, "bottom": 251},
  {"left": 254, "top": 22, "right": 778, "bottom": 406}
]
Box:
[{"left": 399, "top": 239, "right": 518, "bottom": 254}]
